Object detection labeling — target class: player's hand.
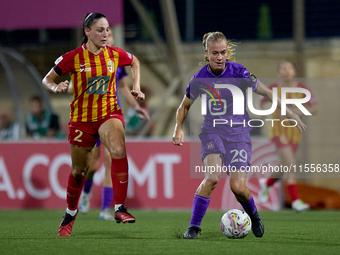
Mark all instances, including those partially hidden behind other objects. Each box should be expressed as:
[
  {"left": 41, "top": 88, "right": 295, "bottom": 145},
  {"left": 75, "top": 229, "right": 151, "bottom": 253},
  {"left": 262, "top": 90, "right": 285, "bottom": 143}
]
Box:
[
  {"left": 286, "top": 111, "right": 306, "bottom": 133},
  {"left": 131, "top": 90, "right": 145, "bottom": 100},
  {"left": 172, "top": 129, "right": 184, "bottom": 146},
  {"left": 53, "top": 80, "right": 69, "bottom": 94},
  {"left": 135, "top": 106, "right": 150, "bottom": 120}
]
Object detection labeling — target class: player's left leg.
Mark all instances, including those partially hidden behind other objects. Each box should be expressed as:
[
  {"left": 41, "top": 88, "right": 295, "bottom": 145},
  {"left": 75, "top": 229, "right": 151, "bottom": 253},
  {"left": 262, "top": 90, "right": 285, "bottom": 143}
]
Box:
[
  {"left": 229, "top": 171, "right": 264, "bottom": 238},
  {"left": 99, "top": 117, "right": 135, "bottom": 224},
  {"left": 278, "top": 145, "right": 310, "bottom": 212},
  {"left": 225, "top": 139, "right": 264, "bottom": 237},
  {"left": 258, "top": 136, "right": 288, "bottom": 203},
  {"left": 99, "top": 147, "right": 115, "bottom": 221}
]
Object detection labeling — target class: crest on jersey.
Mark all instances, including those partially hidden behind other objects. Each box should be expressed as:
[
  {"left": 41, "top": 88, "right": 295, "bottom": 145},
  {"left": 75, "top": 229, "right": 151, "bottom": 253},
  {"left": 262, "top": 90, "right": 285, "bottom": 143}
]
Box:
[
  {"left": 249, "top": 73, "right": 257, "bottom": 83},
  {"left": 207, "top": 141, "right": 214, "bottom": 150},
  {"left": 107, "top": 60, "right": 115, "bottom": 73}
]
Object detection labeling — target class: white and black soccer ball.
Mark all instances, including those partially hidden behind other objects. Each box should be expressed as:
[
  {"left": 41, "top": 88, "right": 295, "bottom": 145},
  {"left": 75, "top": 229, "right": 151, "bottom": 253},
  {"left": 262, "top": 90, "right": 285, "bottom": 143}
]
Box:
[{"left": 220, "top": 209, "right": 252, "bottom": 239}]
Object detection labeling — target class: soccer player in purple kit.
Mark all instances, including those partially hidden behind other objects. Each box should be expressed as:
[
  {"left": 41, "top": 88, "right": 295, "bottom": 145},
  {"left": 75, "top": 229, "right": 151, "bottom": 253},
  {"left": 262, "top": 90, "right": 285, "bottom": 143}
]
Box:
[{"left": 172, "top": 32, "right": 306, "bottom": 239}]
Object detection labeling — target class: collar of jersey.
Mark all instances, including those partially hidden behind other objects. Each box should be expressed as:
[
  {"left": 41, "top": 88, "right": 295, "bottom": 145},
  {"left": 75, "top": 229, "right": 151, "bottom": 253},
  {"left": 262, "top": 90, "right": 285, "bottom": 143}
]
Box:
[
  {"left": 206, "top": 61, "right": 229, "bottom": 77},
  {"left": 82, "top": 43, "right": 107, "bottom": 56}
]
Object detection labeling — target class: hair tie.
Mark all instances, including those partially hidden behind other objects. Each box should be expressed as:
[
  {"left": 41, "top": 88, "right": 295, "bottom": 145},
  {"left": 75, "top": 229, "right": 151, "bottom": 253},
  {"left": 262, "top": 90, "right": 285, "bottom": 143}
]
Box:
[{"left": 85, "top": 13, "right": 93, "bottom": 22}]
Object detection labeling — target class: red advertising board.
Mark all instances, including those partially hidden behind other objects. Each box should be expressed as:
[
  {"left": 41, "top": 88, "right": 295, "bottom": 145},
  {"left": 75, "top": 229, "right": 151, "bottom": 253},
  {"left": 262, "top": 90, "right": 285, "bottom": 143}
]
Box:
[{"left": 0, "top": 138, "right": 281, "bottom": 210}]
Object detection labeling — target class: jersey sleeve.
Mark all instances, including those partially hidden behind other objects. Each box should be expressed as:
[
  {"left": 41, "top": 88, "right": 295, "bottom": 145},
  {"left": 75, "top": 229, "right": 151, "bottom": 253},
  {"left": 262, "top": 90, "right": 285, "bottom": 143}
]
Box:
[
  {"left": 113, "top": 47, "right": 133, "bottom": 67},
  {"left": 54, "top": 50, "right": 76, "bottom": 76},
  {"left": 185, "top": 78, "right": 200, "bottom": 101},
  {"left": 240, "top": 68, "right": 259, "bottom": 91}
]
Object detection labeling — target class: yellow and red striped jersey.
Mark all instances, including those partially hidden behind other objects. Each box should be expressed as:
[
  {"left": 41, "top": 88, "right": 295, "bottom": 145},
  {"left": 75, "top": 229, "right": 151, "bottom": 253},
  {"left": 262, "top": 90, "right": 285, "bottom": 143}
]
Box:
[
  {"left": 261, "top": 82, "right": 317, "bottom": 144},
  {"left": 55, "top": 43, "right": 133, "bottom": 122}
]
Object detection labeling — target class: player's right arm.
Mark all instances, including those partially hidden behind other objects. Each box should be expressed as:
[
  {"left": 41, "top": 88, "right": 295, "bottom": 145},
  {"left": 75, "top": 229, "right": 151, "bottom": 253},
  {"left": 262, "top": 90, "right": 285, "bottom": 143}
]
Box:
[
  {"left": 172, "top": 95, "right": 191, "bottom": 146},
  {"left": 42, "top": 68, "right": 69, "bottom": 94}
]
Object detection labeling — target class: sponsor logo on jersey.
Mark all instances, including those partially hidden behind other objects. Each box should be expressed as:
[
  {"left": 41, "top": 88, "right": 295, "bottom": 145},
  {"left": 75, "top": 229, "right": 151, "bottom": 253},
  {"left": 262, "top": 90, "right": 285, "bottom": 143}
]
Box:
[
  {"left": 80, "top": 67, "right": 91, "bottom": 73},
  {"left": 86, "top": 76, "right": 110, "bottom": 94},
  {"left": 127, "top": 52, "right": 132, "bottom": 59}
]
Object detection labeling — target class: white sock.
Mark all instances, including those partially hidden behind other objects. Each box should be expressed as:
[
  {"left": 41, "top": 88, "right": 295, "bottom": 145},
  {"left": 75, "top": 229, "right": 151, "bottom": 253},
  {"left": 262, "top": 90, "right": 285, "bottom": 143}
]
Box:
[
  {"left": 83, "top": 192, "right": 90, "bottom": 197},
  {"left": 66, "top": 207, "right": 77, "bottom": 216},
  {"left": 115, "top": 204, "right": 123, "bottom": 212}
]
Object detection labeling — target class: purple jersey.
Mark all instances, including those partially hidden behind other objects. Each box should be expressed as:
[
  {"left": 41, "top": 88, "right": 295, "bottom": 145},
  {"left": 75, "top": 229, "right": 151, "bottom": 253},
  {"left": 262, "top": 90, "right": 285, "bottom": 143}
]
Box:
[
  {"left": 186, "top": 61, "right": 258, "bottom": 135},
  {"left": 116, "top": 66, "right": 128, "bottom": 107}
]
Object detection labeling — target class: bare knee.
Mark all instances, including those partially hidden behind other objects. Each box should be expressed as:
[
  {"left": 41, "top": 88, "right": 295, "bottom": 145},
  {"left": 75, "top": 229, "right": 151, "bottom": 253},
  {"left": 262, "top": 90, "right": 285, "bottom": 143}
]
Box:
[
  {"left": 71, "top": 165, "right": 89, "bottom": 179},
  {"left": 89, "top": 159, "right": 100, "bottom": 172},
  {"left": 108, "top": 146, "right": 126, "bottom": 159},
  {"left": 71, "top": 169, "right": 87, "bottom": 180},
  {"left": 230, "top": 180, "right": 248, "bottom": 197},
  {"left": 206, "top": 177, "right": 220, "bottom": 190}
]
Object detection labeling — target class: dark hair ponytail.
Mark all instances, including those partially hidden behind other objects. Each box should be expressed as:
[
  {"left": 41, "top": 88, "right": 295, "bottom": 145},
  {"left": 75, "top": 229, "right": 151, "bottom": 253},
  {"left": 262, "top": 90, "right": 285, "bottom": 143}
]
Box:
[{"left": 82, "top": 13, "right": 107, "bottom": 44}]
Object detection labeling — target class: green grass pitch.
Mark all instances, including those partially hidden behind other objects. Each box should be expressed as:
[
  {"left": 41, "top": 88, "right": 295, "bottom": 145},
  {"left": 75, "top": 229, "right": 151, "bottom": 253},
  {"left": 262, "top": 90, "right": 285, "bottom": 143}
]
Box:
[{"left": 0, "top": 209, "right": 339, "bottom": 255}]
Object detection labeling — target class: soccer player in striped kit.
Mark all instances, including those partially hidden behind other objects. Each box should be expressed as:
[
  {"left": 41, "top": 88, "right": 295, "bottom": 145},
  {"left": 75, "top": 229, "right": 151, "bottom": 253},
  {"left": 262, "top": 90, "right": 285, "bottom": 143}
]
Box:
[
  {"left": 172, "top": 32, "right": 306, "bottom": 239},
  {"left": 42, "top": 13, "right": 144, "bottom": 237},
  {"left": 75, "top": 29, "right": 149, "bottom": 220},
  {"left": 258, "top": 60, "right": 317, "bottom": 211}
]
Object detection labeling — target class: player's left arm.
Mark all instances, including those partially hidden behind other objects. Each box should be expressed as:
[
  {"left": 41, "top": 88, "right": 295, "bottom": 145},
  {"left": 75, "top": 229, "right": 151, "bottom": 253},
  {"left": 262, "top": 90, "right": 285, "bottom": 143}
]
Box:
[
  {"left": 128, "top": 55, "right": 145, "bottom": 100},
  {"left": 255, "top": 81, "right": 306, "bottom": 133},
  {"left": 119, "top": 78, "right": 150, "bottom": 120}
]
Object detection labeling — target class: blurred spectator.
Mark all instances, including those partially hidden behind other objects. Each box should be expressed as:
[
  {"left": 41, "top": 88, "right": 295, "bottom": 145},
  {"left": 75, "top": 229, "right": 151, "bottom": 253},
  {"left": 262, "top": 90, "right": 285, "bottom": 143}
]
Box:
[
  {"left": 125, "top": 86, "right": 154, "bottom": 136},
  {"left": 0, "top": 108, "right": 24, "bottom": 140},
  {"left": 26, "top": 95, "right": 64, "bottom": 139}
]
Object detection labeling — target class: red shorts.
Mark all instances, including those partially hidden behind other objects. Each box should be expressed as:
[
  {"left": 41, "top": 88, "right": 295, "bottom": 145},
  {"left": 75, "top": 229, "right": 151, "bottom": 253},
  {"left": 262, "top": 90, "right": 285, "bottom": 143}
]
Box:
[
  {"left": 271, "top": 135, "right": 299, "bottom": 154},
  {"left": 68, "top": 109, "right": 125, "bottom": 148}
]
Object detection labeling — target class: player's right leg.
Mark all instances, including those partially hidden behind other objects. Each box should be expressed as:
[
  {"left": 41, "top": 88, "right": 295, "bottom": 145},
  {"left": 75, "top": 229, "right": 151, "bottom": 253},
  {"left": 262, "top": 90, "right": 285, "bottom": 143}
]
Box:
[
  {"left": 79, "top": 145, "right": 101, "bottom": 214},
  {"left": 184, "top": 154, "right": 222, "bottom": 239},
  {"left": 59, "top": 145, "right": 93, "bottom": 237}
]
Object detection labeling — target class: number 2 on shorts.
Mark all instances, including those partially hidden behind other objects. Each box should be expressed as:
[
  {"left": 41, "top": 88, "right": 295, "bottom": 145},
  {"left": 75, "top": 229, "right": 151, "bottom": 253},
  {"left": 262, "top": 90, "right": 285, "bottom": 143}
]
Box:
[
  {"left": 230, "top": 149, "right": 247, "bottom": 163},
  {"left": 74, "top": 129, "right": 83, "bottom": 142}
]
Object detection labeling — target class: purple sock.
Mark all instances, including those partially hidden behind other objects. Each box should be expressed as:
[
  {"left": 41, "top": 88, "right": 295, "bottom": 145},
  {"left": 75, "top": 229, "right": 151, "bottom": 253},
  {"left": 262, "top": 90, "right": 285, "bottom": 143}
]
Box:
[
  {"left": 189, "top": 194, "right": 211, "bottom": 228},
  {"left": 240, "top": 196, "right": 257, "bottom": 218},
  {"left": 83, "top": 180, "right": 93, "bottom": 194},
  {"left": 101, "top": 187, "right": 113, "bottom": 211}
]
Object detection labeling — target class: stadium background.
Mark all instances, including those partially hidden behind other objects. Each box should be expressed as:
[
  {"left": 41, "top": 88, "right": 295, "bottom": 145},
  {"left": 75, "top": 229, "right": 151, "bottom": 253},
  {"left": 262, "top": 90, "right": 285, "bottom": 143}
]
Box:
[{"left": 0, "top": 0, "right": 339, "bottom": 210}]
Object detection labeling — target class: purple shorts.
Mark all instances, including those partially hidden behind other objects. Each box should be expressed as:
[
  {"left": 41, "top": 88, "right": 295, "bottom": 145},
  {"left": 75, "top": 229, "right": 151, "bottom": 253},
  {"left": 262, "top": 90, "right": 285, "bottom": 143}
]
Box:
[
  {"left": 96, "top": 139, "right": 101, "bottom": 147},
  {"left": 199, "top": 132, "right": 252, "bottom": 169}
]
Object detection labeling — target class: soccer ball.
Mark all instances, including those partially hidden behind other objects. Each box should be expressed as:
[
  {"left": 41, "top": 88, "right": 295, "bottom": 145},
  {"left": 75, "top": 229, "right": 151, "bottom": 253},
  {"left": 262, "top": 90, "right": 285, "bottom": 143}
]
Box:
[{"left": 220, "top": 209, "right": 252, "bottom": 239}]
